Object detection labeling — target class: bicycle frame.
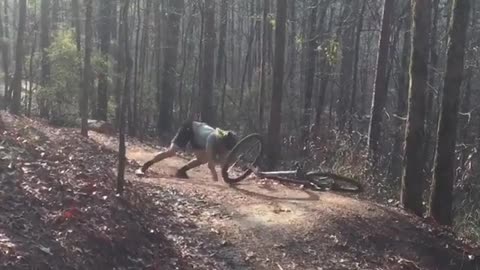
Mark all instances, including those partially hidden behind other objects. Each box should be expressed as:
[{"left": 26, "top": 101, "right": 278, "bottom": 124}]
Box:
[{"left": 245, "top": 163, "right": 314, "bottom": 186}]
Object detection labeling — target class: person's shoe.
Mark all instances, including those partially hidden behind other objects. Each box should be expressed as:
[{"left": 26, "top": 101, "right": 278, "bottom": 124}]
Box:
[
  {"left": 135, "top": 168, "right": 146, "bottom": 176},
  {"left": 175, "top": 169, "right": 189, "bottom": 179}
]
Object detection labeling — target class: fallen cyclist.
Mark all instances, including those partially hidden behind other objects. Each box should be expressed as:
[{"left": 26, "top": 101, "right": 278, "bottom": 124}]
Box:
[{"left": 135, "top": 121, "right": 238, "bottom": 182}]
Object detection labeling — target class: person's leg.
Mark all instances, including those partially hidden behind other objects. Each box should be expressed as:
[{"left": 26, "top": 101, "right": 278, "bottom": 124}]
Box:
[
  {"left": 175, "top": 157, "right": 205, "bottom": 178},
  {"left": 176, "top": 150, "right": 207, "bottom": 178},
  {"left": 136, "top": 121, "right": 193, "bottom": 176},
  {"left": 135, "top": 144, "right": 177, "bottom": 175}
]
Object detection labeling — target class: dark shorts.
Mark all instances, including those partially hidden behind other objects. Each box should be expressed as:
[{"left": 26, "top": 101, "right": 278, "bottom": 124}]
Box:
[
  {"left": 171, "top": 121, "right": 203, "bottom": 150},
  {"left": 171, "top": 121, "right": 194, "bottom": 149}
]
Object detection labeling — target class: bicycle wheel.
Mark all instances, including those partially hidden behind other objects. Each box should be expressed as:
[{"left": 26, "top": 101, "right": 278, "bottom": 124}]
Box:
[
  {"left": 221, "top": 133, "right": 263, "bottom": 184},
  {"left": 306, "top": 171, "right": 363, "bottom": 193}
]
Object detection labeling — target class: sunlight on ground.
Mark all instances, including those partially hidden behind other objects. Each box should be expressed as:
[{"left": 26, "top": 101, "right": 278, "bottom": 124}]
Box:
[
  {"left": 0, "top": 232, "right": 16, "bottom": 254},
  {"left": 234, "top": 202, "right": 307, "bottom": 227}
]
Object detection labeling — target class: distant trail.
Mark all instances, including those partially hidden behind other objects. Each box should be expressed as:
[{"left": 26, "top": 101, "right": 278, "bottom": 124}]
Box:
[{"left": 90, "top": 132, "right": 479, "bottom": 270}]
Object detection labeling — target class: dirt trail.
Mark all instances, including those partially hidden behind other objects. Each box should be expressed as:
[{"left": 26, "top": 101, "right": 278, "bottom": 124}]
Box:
[{"left": 91, "top": 133, "right": 479, "bottom": 270}]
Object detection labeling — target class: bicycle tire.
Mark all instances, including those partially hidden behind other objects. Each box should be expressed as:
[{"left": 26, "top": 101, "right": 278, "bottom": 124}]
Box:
[
  {"left": 221, "top": 133, "right": 264, "bottom": 184},
  {"left": 306, "top": 171, "right": 363, "bottom": 193}
]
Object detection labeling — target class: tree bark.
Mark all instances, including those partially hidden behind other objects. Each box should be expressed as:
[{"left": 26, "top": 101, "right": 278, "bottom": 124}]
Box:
[
  {"left": 315, "top": 5, "right": 335, "bottom": 126},
  {"left": 389, "top": 8, "right": 411, "bottom": 182},
  {"left": 81, "top": 0, "right": 93, "bottom": 137},
  {"left": 27, "top": 31, "right": 37, "bottom": 117},
  {"left": 72, "top": 0, "right": 81, "bottom": 52},
  {"left": 336, "top": 0, "right": 357, "bottom": 131},
  {"left": 429, "top": 0, "right": 470, "bottom": 226},
  {"left": 300, "top": 0, "right": 318, "bottom": 148},
  {"left": 266, "top": 0, "right": 287, "bottom": 169},
  {"left": 400, "top": 0, "right": 431, "bottom": 217},
  {"left": 40, "top": 0, "right": 50, "bottom": 85},
  {"left": 348, "top": 0, "right": 366, "bottom": 131},
  {"left": 200, "top": 0, "right": 216, "bottom": 124},
  {"left": 216, "top": 0, "right": 228, "bottom": 86},
  {"left": 258, "top": 0, "right": 270, "bottom": 130},
  {"left": 9, "top": 0, "right": 27, "bottom": 115},
  {"left": 423, "top": 0, "right": 441, "bottom": 179},
  {"left": 96, "top": 0, "right": 113, "bottom": 121},
  {"left": 368, "top": 0, "right": 395, "bottom": 160},
  {"left": 157, "top": 0, "right": 184, "bottom": 133},
  {"left": 117, "top": 0, "right": 132, "bottom": 194},
  {"left": 0, "top": 0, "right": 8, "bottom": 109}
]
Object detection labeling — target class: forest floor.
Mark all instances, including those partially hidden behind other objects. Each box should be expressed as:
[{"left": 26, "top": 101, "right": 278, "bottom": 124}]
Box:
[{"left": 1, "top": 111, "right": 479, "bottom": 270}]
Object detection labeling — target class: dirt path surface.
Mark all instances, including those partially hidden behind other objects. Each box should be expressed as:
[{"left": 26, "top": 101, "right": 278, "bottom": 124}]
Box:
[
  {"left": 91, "top": 132, "right": 480, "bottom": 270},
  {"left": 1, "top": 112, "right": 478, "bottom": 270}
]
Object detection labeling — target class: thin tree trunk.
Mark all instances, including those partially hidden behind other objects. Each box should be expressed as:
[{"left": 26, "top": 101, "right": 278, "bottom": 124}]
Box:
[
  {"left": 348, "top": 0, "right": 366, "bottom": 131},
  {"left": 72, "top": 0, "right": 81, "bottom": 52},
  {"left": 117, "top": 0, "right": 132, "bottom": 194},
  {"left": 200, "top": 0, "right": 216, "bottom": 124},
  {"left": 81, "top": 0, "right": 93, "bottom": 137},
  {"left": 423, "top": 0, "right": 440, "bottom": 179},
  {"left": 258, "top": 0, "right": 270, "bottom": 130},
  {"left": 429, "top": 0, "right": 470, "bottom": 226},
  {"left": 401, "top": 0, "right": 431, "bottom": 217},
  {"left": 158, "top": 0, "right": 184, "bottom": 133},
  {"left": 9, "top": 0, "right": 27, "bottom": 115},
  {"left": 0, "top": 0, "right": 8, "bottom": 109},
  {"left": 27, "top": 32, "right": 37, "bottom": 117},
  {"left": 239, "top": 17, "right": 255, "bottom": 111},
  {"left": 389, "top": 8, "right": 411, "bottom": 182},
  {"left": 96, "top": 0, "right": 112, "bottom": 121},
  {"left": 216, "top": 0, "right": 228, "bottom": 87},
  {"left": 130, "top": 0, "right": 142, "bottom": 136},
  {"left": 137, "top": 0, "right": 151, "bottom": 135},
  {"left": 38, "top": 0, "right": 50, "bottom": 117},
  {"left": 336, "top": 0, "right": 357, "bottom": 131},
  {"left": 266, "top": 0, "right": 287, "bottom": 169},
  {"left": 300, "top": 0, "right": 318, "bottom": 149},
  {"left": 368, "top": 0, "right": 395, "bottom": 160},
  {"left": 315, "top": 5, "right": 335, "bottom": 126}
]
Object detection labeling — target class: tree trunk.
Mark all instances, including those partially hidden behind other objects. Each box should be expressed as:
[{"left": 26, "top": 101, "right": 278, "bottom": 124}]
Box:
[
  {"left": 0, "top": 0, "right": 8, "bottom": 110},
  {"left": 238, "top": 0, "right": 255, "bottom": 111},
  {"left": 37, "top": 0, "right": 50, "bottom": 117},
  {"left": 81, "top": 0, "right": 93, "bottom": 137},
  {"left": 429, "top": 0, "right": 470, "bottom": 226},
  {"left": 368, "top": 0, "right": 395, "bottom": 160},
  {"left": 216, "top": 0, "right": 228, "bottom": 87},
  {"left": 27, "top": 31, "right": 37, "bottom": 117},
  {"left": 315, "top": 5, "right": 335, "bottom": 125},
  {"left": 400, "top": 0, "right": 431, "bottom": 217},
  {"left": 137, "top": 0, "right": 152, "bottom": 138},
  {"left": 389, "top": 8, "right": 411, "bottom": 182},
  {"left": 117, "top": 0, "right": 132, "bottom": 194},
  {"left": 129, "top": 0, "right": 141, "bottom": 136},
  {"left": 96, "top": 0, "right": 112, "bottom": 121},
  {"left": 300, "top": 0, "right": 318, "bottom": 149},
  {"left": 157, "top": 0, "right": 184, "bottom": 134},
  {"left": 72, "top": 0, "right": 81, "bottom": 52},
  {"left": 336, "top": 0, "right": 357, "bottom": 131},
  {"left": 51, "top": 0, "right": 60, "bottom": 29},
  {"left": 258, "top": 0, "right": 270, "bottom": 130},
  {"left": 348, "top": 0, "right": 366, "bottom": 131},
  {"left": 422, "top": 0, "right": 441, "bottom": 181},
  {"left": 9, "top": 0, "right": 27, "bottom": 115},
  {"left": 266, "top": 0, "right": 287, "bottom": 169},
  {"left": 200, "top": 0, "right": 216, "bottom": 124}
]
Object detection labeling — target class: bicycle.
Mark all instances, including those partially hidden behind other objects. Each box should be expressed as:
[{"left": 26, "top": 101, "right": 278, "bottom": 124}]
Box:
[{"left": 221, "top": 133, "right": 363, "bottom": 193}]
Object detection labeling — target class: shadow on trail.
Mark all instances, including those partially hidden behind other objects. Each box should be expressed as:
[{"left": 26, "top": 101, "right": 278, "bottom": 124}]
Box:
[
  {"left": 1, "top": 114, "right": 258, "bottom": 270},
  {"left": 230, "top": 183, "right": 321, "bottom": 202},
  {"left": 304, "top": 206, "right": 480, "bottom": 270}
]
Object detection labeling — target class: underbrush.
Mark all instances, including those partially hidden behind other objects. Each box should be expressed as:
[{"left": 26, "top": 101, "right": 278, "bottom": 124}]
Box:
[{"left": 279, "top": 128, "right": 480, "bottom": 244}]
